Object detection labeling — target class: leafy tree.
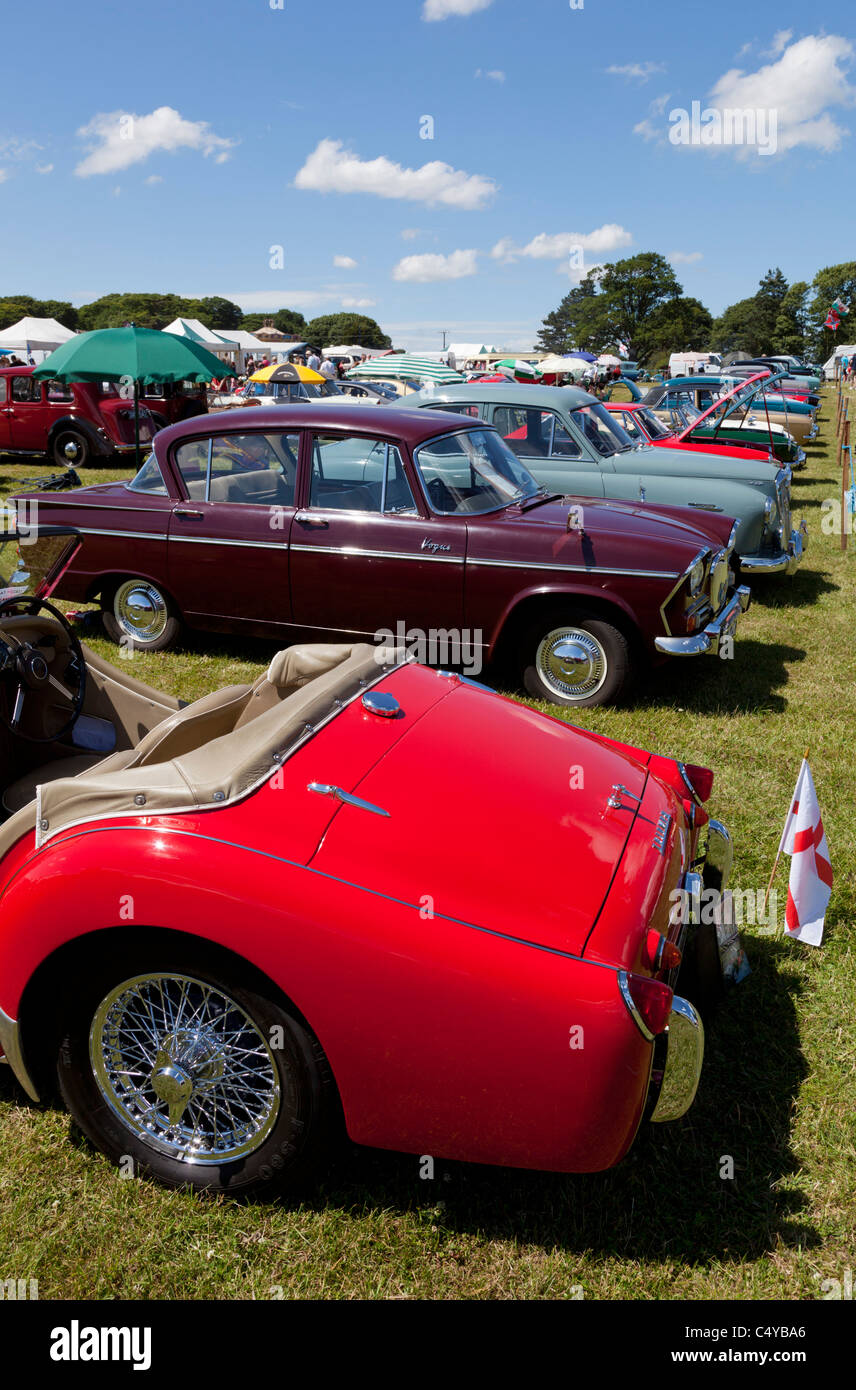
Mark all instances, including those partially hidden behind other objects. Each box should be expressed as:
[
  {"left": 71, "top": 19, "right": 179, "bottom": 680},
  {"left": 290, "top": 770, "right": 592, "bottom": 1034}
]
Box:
[
  {"left": 0, "top": 295, "right": 78, "bottom": 331},
  {"left": 709, "top": 296, "right": 769, "bottom": 355},
  {"left": 754, "top": 267, "right": 790, "bottom": 343},
  {"left": 192, "top": 297, "right": 244, "bottom": 331},
  {"left": 240, "top": 309, "right": 308, "bottom": 336},
  {"left": 535, "top": 253, "right": 686, "bottom": 362},
  {"left": 304, "top": 313, "right": 391, "bottom": 350},
  {"left": 771, "top": 282, "right": 809, "bottom": 357},
  {"left": 635, "top": 296, "right": 713, "bottom": 363},
  {"left": 535, "top": 276, "right": 601, "bottom": 353},
  {"left": 805, "top": 261, "right": 856, "bottom": 360},
  {"left": 76, "top": 293, "right": 188, "bottom": 331}
]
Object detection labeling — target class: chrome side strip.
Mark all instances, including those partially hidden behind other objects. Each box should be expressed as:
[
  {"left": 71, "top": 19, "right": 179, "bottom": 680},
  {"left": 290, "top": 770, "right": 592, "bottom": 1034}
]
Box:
[{"left": 468, "top": 558, "right": 679, "bottom": 578}]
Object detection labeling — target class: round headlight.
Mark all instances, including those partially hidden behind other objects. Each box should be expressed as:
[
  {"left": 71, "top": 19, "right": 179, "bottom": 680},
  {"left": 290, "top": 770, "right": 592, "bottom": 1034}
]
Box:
[{"left": 688, "top": 558, "right": 705, "bottom": 595}]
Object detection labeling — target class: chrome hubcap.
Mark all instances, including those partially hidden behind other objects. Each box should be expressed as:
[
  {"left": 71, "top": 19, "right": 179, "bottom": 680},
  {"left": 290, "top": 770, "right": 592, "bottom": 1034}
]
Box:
[
  {"left": 62, "top": 437, "right": 81, "bottom": 461},
  {"left": 114, "top": 580, "right": 168, "bottom": 643},
  {"left": 536, "top": 626, "right": 607, "bottom": 701},
  {"left": 90, "top": 974, "right": 281, "bottom": 1164}
]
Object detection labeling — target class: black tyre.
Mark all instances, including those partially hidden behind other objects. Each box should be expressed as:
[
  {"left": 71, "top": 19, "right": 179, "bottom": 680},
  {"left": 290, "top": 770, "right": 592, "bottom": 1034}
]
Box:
[
  {"left": 52, "top": 428, "right": 91, "bottom": 469},
  {"left": 521, "top": 610, "right": 632, "bottom": 708},
  {"left": 57, "top": 944, "right": 337, "bottom": 1196},
  {"left": 101, "top": 576, "right": 181, "bottom": 651}
]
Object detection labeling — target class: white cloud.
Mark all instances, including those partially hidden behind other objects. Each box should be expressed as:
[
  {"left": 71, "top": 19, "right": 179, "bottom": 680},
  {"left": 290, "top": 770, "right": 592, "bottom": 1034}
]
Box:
[
  {"left": 145, "top": 174, "right": 162, "bottom": 185},
  {"left": 669, "top": 250, "right": 703, "bottom": 264},
  {"left": 606, "top": 62, "right": 666, "bottom": 82},
  {"left": 763, "top": 29, "right": 793, "bottom": 59},
  {"left": 707, "top": 34, "right": 856, "bottom": 154},
  {"left": 341, "top": 297, "right": 376, "bottom": 308},
  {"left": 401, "top": 228, "right": 421, "bottom": 240},
  {"left": 333, "top": 255, "right": 357, "bottom": 268},
  {"left": 475, "top": 68, "right": 505, "bottom": 83},
  {"left": 0, "top": 169, "right": 9, "bottom": 184},
  {"left": 491, "top": 224, "right": 632, "bottom": 263},
  {"left": 633, "top": 92, "right": 672, "bottom": 141},
  {"left": 392, "top": 249, "right": 479, "bottom": 283},
  {"left": 75, "top": 106, "right": 236, "bottom": 177},
  {"left": 423, "top": 0, "right": 494, "bottom": 19},
  {"left": 112, "top": 186, "right": 121, "bottom": 197},
  {"left": 294, "top": 139, "right": 497, "bottom": 209},
  {"left": 35, "top": 163, "right": 54, "bottom": 175}
]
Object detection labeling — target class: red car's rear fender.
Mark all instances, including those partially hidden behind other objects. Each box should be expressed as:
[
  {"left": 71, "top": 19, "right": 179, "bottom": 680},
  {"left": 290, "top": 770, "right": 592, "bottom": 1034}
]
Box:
[{"left": 2, "top": 824, "right": 652, "bottom": 1174}]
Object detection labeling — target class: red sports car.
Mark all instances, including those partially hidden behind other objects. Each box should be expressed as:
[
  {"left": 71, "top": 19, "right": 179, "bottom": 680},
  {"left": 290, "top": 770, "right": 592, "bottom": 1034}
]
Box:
[
  {"left": 603, "top": 401, "right": 773, "bottom": 464},
  {"left": 0, "top": 529, "right": 744, "bottom": 1195}
]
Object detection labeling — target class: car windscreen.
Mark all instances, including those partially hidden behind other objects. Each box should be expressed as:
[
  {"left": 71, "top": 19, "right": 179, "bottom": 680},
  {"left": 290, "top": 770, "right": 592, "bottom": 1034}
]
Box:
[
  {"left": 638, "top": 408, "right": 672, "bottom": 439},
  {"left": 414, "top": 428, "right": 540, "bottom": 514},
  {"left": 569, "top": 402, "right": 634, "bottom": 456}
]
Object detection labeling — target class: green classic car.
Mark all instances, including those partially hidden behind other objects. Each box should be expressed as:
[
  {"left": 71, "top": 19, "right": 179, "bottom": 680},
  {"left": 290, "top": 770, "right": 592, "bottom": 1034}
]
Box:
[{"left": 402, "top": 382, "right": 806, "bottom": 577}]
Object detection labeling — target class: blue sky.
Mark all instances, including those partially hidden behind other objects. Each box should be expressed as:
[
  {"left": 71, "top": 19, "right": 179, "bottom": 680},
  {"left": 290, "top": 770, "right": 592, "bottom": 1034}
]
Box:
[{"left": 2, "top": 0, "right": 854, "bottom": 349}]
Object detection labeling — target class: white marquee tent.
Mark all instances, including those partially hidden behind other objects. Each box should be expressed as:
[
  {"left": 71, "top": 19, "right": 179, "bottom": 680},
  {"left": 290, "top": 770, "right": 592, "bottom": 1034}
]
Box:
[{"left": 0, "top": 316, "right": 76, "bottom": 356}]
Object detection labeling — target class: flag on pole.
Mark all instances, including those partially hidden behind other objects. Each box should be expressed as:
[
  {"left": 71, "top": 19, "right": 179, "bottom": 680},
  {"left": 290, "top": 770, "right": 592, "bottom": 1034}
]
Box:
[
  {"left": 776, "top": 760, "right": 832, "bottom": 946},
  {"left": 832, "top": 297, "right": 850, "bottom": 316},
  {"left": 617, "top": 340, "right": 629, "bottom": 357},
  {"left": 825, "top": 310, "right": 841, "bottom": 331}
]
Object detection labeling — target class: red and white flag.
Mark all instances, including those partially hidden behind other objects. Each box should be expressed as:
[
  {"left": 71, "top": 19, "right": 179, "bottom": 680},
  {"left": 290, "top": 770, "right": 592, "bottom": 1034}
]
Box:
[{"left": 777, "top": 760, "right": 832, "bottom": 946}]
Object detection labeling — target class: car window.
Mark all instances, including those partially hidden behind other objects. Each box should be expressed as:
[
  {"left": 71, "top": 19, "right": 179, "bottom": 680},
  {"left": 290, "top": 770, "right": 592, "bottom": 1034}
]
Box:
[
  {"left": 569, "top": 403, "right": 633, "bottom": 457},
  {"left": 615, "top": 410, "right": 645, "bottom": 441},
  {"left": 0, "top": 377, "right": 6, "bottom": 404},
  {"left": 309, "top": 436, "right": 416, "bottom": 513},
  {"left": 424, "top": 401, "right": 482, "bottom": 418},
  {"left": 638, "top": 408, "right": 672, "bottom": 440},
  {"left": 414, "top": 428, "right": 539, "bottom": 515},
  {"left": 174, "top": 432, "right": 299, "bottom": 504},
  {"left": 46, "top": 379, "right": 73, "bottom": 402},
  {"left": 127, "top": 454, "right": 169, "bottom": 496},
  {"left": 493, "top": 407, "right": 583, "bottom": 459},
  {"left": 11, "top": 375, "right": 38, "bottom": 403}
]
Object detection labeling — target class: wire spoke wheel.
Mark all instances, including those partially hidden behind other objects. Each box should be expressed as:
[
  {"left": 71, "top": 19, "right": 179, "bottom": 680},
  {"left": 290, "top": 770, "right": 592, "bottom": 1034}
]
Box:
[{"left": 90, "top": 973, "right": 281, "bottom": 1165}]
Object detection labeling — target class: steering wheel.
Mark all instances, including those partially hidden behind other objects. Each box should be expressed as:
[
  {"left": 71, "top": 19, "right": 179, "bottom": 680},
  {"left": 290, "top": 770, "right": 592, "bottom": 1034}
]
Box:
[
  {"left": 427, "top": 477, "right": 455, "bottom": 512},
  {"left": 0, "top": 595, "right": 87, "bottom": 743}
]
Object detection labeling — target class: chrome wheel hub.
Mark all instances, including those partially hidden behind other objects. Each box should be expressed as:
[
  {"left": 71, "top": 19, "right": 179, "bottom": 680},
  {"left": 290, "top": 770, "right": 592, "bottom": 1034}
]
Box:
[
  {"left": 114, "top": 580, "right": 168, "bottom": 643},
  {"left": 90, "top": 974, "right": 281, "bottom": 1164},
  {"left": 536, "top": 627, "right": 607, "bottom": 701}
]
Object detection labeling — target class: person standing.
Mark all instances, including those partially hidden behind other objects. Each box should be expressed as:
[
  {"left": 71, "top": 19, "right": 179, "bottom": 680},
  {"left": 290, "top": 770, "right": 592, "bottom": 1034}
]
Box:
[
  {"left": 319, "top": 356, "right": 336, "bottom": 380},
  {"left": 307, "top": 349, "right": 321, "bottom": 372}
]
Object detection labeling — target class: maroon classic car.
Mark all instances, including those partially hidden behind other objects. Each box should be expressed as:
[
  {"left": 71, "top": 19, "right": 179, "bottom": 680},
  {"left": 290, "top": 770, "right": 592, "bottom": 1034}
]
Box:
[
  {"left": 13, "top": 404, "right": 750, "bottom": 707},
  {"left": 0, "top": 365, "right": 206, "bottom": 468}
]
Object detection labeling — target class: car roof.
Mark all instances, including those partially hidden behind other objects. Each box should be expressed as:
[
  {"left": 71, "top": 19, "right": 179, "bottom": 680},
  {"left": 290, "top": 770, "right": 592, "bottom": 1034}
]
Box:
[
  {"left": 154, "top": 401, "right": 486, "bottom": 449},
  {"left": 405, "top": 383, "right": 596, "bottom": 408}
]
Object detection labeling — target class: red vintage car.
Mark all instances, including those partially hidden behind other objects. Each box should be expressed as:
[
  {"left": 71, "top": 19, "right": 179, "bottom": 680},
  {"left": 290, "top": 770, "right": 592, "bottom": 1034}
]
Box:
[
  {"left": 0, "top": 529, "right": 743, "bottom": 1195},
  {"left": 13, "top": 404, "right": 750, "bottom": 709},
  {"left": 603, "top": 401, "right": 773, "bottom": 465},
  {"left": 0, "top": 366, "right": 207, "bottom": 468}
]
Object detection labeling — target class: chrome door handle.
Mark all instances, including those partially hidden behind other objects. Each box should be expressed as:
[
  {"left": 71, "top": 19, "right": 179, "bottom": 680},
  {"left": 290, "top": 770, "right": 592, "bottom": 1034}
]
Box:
[
  {"left": 307, "top": 782, "right": 389, "bottom": 818},
  {"left": 295, "top": 513, "right": 329, "bottom": 528},
  {"left": 174, "top": 507, "right": 204, "bottom": 519}
]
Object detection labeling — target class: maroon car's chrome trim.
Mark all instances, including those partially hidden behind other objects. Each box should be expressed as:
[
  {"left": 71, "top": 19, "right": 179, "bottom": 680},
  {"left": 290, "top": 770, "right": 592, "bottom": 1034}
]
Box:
[{"left": 467, "top": 557, "right": 679, "bottom": 579}]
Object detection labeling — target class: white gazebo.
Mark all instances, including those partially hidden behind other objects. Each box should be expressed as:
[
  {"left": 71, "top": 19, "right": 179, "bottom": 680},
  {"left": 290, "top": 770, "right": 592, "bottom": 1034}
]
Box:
[{"left": 0, "top": 316, "right": 76, "bottom": 361}]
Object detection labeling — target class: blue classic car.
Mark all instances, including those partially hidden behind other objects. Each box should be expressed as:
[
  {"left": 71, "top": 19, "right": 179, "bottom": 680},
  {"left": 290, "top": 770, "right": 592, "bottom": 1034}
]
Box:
[{"left": 401, "top": 383, "right": 805, "bottom": 577}]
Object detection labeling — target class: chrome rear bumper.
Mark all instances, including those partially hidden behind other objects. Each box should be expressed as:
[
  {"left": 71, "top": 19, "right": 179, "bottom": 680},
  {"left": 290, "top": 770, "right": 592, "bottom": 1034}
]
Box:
[{"left": 650, "top": 996, "right": 704, "bottom": 1122}]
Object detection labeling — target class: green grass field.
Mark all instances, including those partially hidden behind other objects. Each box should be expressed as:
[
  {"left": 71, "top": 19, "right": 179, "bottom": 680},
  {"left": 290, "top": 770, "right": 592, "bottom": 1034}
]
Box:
[{"left": 0, "top": 392, "right": 853, "bottom": 1300}]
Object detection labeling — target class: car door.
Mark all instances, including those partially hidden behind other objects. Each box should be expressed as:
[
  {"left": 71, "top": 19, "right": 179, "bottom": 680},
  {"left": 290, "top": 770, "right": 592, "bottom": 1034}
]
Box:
[
  {"left": 488, "top": 404, "right": 608, "bottom": 497},
  {"left": 166, "top": 427, "right": 300, "bottom": 630},
  {"left": 288, "top": 428, "right": 465, "bottom": 639},
  {"left": 0, "top": 374, "right": 9, "bottom": 450},
  {"left": 5, "top": 373, "right": 49, "bottom": 452}
]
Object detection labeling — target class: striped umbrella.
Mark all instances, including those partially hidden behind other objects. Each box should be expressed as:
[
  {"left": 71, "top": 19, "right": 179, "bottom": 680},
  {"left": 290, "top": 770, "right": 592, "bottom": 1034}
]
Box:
[
  {"left": 346, "top": 354, "right": 465, "bottom": 384},
  {"left": 494, "top": 358, "right": 542, "bottom": 382}
]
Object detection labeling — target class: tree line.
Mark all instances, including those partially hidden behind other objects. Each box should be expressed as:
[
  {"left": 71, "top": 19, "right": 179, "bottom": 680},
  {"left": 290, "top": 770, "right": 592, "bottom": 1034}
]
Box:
[
  {"left": 0, "top": 294, "right": 392, "bottom": 351},
  {"left": 536, "top": 254, "right": 856, "bottom": 366}
]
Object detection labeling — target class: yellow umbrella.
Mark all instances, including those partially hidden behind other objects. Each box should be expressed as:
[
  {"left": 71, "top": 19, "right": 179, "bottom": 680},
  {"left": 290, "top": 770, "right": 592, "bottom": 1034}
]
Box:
[{"left": 249, "top": 362, "right": 325, "bottom": 384}]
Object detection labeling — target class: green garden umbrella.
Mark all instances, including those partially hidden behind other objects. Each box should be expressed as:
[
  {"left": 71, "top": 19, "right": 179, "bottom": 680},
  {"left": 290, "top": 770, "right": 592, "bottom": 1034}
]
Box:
[
  {"left": 495, "top": 358, "right": 542, "bottom": 381},
  {"left": 346, "top": 354, "right": 465, "bottom": 385},
  {"left": 33, "top": 324, "right": 227, "bottom": 467}
]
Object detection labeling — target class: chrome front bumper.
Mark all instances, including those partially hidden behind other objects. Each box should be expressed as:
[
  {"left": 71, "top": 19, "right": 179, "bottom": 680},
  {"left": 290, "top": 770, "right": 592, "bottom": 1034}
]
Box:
[
  {"left": 740, "top": 520, "right": 807, "bottom": 576},
  {"left": 650, "top": 997, "right": 704, "bottom": 1122},
  {"left": 0, "top": 1003, "right": 39, "bottom": 1101},
  {"left": 654, "top": 585, "right": 751, "bottom": 656}
]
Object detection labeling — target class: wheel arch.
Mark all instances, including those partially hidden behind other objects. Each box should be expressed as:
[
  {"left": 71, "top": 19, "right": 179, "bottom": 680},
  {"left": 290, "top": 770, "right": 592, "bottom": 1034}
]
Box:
[
  {"left": 489, "top": 585, "right": 646, "bottom": 670},
  {"left": 46, "top": 416, "right": 113, "bottom": 460},
  {"left": 16, "top": 923, "right": 337, "bottom": 1107},
  {"left": 84, "top": 569, "right": 183, "bottom": 617}
]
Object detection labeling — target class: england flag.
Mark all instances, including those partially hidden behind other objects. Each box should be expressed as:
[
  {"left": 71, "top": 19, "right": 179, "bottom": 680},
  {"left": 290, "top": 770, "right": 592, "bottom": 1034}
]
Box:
[{"left": 777, "top": 760, "right": 832, "bottom": 946}]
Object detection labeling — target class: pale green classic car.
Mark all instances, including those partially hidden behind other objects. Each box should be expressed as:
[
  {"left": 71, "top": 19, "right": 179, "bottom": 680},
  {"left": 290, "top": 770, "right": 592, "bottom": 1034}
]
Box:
[{"left": 403, "top": 383, "right": 806, "bottom": 577}]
